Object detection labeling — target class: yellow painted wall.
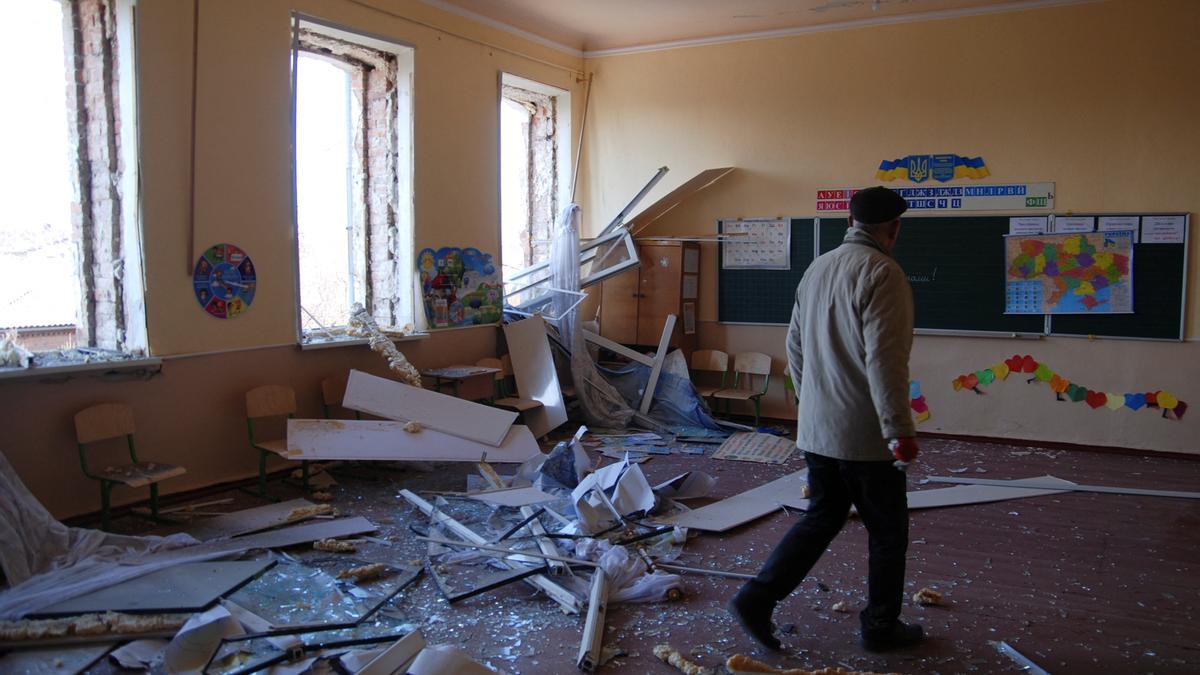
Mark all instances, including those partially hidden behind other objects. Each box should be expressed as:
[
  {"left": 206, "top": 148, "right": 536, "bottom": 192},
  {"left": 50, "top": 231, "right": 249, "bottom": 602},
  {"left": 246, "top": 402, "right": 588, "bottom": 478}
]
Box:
[
  {"left": 141, "top": 0, "right": 583, "bottom": 354},
  {"left": 578, "top": 0, "right": 1200, "bottom": 453},
  {"left": 0, "top": 0, "right": 583, "bottom": 518}
]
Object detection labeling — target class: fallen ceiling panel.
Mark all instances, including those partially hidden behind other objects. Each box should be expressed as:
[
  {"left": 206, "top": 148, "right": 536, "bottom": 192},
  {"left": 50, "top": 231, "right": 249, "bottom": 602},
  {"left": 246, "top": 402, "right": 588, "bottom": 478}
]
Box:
[
  {"left": 186, "top": 499, "right": 320, "bottom": 541},
  {"left": 342, "top": 369, "right": 517, "bottom": 446},
  {"left": 287, "top": 420, "right": 541, "bottom": 463},
  {"left": 29, "top": 560, "right": 273, "bottom": 618},
  {"left": 657, "top": 470, "right": 807, "bottom": 532}
]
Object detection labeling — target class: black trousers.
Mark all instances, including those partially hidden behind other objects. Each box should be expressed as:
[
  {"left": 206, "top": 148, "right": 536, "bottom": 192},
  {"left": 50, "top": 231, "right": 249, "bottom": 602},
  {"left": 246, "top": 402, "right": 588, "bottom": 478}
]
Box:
[{"left": 744, "top": 451, "right": 909, "bottom": 634}]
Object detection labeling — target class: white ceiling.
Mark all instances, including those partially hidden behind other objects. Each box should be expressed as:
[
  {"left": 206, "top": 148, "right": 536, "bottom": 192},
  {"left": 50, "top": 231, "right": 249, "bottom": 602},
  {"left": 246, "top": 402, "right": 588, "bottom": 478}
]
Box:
[{"left": 422, "top": 0, "right": 1090, "bottom": 54}]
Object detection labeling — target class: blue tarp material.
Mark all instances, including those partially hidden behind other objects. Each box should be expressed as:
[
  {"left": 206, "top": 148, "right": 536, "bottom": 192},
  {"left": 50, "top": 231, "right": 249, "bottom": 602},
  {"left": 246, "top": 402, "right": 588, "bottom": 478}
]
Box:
[{"left": 599, "top": 361, "right": 722, "bottom": 431}]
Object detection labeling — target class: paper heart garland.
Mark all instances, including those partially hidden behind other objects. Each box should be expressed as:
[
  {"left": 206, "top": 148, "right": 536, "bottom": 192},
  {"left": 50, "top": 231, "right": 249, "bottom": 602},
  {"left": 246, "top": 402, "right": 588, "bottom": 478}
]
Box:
[
  {"left": 1157, "top": 391, "right": 1179, "bottom": 410},
  {"left": 951, "top": 356, "right": 1186, "bottom": 422},
  {"left": 1049, "top": 374, "right": 1069, "bottom": 393},
  {"left": 1125, "top": 393, "right": 1147, "bottom": 410}
]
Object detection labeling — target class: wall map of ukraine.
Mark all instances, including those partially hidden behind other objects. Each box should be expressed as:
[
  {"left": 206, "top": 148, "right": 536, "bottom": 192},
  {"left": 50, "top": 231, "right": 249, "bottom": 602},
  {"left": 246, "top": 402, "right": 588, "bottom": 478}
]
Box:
[{"left": 1006, "top": 233, "right": 1132, "bottom": 313}]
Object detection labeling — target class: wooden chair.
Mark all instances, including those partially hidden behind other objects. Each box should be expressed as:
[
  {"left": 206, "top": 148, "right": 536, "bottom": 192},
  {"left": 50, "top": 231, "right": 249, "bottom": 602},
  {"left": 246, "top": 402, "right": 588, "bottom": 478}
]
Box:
[
  {"left": 320, "top": 375, "right": 360, "bottom": 420},
  {"left": 690, "top": 349, "right": 729, "bottom": 401},
  {"left": 713, "top": 352, "right": 772, "bottom": 426},
  {"left": 490, "top": 354, "right": 545, "bottom": 419},
  {"left": 74, "top": 403, "right": 186, "bottom": 531},
  {"left": 246, "top": 384, "right": 306, "bottom": 499}
]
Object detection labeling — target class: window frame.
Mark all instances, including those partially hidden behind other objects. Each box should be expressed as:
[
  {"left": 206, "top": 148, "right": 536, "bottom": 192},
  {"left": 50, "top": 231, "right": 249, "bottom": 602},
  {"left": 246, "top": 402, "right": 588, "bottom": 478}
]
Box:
[
  {"left": 497, "top": 71, "right": 571, "bottom": 284},
  {"left": 289, "top": 13, "right": 416, "bottom": 345}
]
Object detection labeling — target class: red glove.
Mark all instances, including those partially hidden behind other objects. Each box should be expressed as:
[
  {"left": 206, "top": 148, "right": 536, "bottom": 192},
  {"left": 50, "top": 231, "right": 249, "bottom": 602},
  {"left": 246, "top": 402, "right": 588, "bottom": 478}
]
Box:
[{"left": 889, "top": 437, "right": 920, "bottom": 463}]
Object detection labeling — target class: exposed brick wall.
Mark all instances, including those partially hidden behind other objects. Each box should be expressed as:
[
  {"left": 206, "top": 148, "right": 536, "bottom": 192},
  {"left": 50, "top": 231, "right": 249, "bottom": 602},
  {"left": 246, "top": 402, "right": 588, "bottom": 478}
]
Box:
[
  {"left": 62, "top": 0, "right": 127, "bottom": 351},
  {"left": 502, "top": 85, "right": 560, "bottom": 268}
]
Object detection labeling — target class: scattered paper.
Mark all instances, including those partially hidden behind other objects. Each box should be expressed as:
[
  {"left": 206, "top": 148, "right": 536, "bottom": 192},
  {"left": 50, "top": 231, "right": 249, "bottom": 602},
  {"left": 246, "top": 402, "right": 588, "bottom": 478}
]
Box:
[
  {"left": 572, "top": 459, "right": 656, "bottom": 533},
  {"left": 407, "top": 644, "right": 498, "bottom": 674},
  {"left": 712, "top": 432, "right": 795, "bottom": 464},
  {"left": 653, "top": 472, "right": 716, "bottom": 500},
  {"left": 165, "top": 605, "right": 243, "bottom": 672},
  {"left": 110, "top": 639, "right": 168, "bottom": 669}
]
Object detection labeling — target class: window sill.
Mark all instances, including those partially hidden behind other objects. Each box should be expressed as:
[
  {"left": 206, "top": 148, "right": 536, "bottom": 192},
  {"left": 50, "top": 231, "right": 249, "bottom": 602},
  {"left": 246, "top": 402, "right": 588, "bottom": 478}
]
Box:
[
  {"left": 0, "top": 356, "right": 163, "bottom": 382},
  {"left": 298, "top": 332, "right": 431, "bottom": 351}
]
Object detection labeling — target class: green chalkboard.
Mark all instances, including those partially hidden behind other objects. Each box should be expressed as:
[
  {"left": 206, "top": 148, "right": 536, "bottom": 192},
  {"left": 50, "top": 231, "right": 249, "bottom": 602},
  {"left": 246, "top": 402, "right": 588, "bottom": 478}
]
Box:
[
  {"left": 818, "top": 216, "right": 1046, "bottom": 334},
  {"left": 1048, "top": 214, "right": 1189, "bottom": 340},
  {"left": 717, "top": 219, "right": 815, "bottom": 324}
]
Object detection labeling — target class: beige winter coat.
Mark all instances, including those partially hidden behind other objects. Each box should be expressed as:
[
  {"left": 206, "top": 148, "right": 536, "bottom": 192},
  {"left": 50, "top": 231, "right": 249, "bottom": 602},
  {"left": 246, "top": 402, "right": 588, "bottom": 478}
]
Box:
[{"left": 787, "top": 226, "right": 915, "bottom": 461}]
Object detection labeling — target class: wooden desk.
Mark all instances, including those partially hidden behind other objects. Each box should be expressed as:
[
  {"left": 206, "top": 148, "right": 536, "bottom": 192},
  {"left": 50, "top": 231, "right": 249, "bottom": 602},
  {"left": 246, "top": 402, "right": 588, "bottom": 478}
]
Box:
[{"left": 422, "top": 365, "right": 500, "bottom": 401}]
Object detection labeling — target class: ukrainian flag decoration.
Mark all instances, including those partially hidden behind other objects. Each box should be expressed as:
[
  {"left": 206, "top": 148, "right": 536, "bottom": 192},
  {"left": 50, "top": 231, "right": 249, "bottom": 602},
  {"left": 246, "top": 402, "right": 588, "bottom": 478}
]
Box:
[{"left": 876, "top": 154, "right": 990, "bottom": 183}]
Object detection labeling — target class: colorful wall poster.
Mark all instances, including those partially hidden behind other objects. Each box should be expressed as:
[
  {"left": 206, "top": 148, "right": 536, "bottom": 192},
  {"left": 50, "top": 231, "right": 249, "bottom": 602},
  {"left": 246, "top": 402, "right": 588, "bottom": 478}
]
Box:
[
  {"left": 1005, "top": 231, "right": 1133, "bottom": 314},
  {"left": 193, "top": 243, "right": 256, "bottom": 319},
  {"left": 417, "top": 247, "right": 503, "bottom": 329}
]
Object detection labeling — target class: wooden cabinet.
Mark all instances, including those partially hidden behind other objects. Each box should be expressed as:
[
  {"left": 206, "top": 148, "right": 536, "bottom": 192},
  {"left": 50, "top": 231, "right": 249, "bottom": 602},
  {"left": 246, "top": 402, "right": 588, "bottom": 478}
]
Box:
[{"left": 600, "top": 240, "right": 699, "bottom": 351}]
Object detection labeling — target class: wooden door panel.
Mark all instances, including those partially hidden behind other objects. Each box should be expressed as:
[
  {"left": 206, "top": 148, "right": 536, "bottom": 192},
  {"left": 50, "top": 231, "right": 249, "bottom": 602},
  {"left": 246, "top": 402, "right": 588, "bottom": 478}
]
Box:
[{"left": 600, "top": 267, "right": 640, "bottom": 344}]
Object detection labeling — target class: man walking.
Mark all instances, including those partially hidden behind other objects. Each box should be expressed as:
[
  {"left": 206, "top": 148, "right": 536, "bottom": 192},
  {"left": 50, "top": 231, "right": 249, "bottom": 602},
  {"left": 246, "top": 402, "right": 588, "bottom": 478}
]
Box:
[{"left": 729, "top": 186, "right": 922, "bottom": 652}]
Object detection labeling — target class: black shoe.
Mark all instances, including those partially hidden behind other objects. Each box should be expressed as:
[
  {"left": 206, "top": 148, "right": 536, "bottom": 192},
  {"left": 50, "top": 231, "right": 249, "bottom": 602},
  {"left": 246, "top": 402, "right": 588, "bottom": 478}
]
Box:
[
  {"left": 861, "top": 621, "right": 923, "bottom": 652},
  {"left": 728, "top": 591, "right": 781, "bottom": 651}
]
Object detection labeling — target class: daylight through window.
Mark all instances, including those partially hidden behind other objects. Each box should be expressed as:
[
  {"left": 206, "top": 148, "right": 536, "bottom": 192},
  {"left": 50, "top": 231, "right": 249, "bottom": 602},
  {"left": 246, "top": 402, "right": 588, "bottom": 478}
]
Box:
[{"left": 293, "top": 19, "right": 414, "bottom": 340}]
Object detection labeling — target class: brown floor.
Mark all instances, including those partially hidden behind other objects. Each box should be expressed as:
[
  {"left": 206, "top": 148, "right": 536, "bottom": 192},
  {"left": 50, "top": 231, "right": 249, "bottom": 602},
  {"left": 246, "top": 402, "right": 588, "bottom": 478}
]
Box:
[{"left": 88, "top": 431, "right": 1200, "bottom": 674}]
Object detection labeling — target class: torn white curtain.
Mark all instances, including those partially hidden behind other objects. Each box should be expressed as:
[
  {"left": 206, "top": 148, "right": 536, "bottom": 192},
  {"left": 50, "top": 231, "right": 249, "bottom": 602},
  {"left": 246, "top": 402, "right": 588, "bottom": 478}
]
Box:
[
  {"left": 551, "top": 203, "right": 633, "bottom": 428},
  {"left": 0, "top": 450, "right": 204, "bottom": 619}
]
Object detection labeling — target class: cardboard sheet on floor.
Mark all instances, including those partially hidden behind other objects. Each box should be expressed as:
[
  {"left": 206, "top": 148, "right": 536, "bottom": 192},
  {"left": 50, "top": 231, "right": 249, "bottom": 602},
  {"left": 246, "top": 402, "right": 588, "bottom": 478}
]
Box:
[
  {"left": 503, "top": 316, "right": 568, "bottom": 438},
  {"left": 186, "top": 499, "right": 319, "bottom": 541},
  {"left": 927, "top": 475, "right": 1200, "bottom": 499},
  {"left": 712, "top": 433, "right": 796, "bottom": 464},
  {"left": 342, "top": 369, "right": 517, "bottom": 446},
  {"left": 287, "top": 420, "right": 540, "bottom": 463},
  {"left": 657, "top": 470, "right": 808, "bottom": 532},
  {"left": 29, "top": 559, "right": 273, "bottom": 618}
]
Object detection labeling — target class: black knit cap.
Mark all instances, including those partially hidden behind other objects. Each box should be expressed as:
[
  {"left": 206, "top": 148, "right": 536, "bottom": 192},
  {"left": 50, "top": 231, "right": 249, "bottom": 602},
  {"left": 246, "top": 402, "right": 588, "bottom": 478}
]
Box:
[{"left": 850, "top": 186, "right": 908, "bottom": 225}]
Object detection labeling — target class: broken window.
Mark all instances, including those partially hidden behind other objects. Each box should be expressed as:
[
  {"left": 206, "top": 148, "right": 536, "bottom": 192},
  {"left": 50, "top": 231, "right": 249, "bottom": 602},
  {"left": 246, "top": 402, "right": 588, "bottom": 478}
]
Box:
[
  {"left": 292, "top": 17, "right": 415, "bottom": 341},
  {"left": 0, "top": 0, "right": 145, "bottom": 357},
  {"left": 499, "top": 74, "right": 571, "bottom": 282}
]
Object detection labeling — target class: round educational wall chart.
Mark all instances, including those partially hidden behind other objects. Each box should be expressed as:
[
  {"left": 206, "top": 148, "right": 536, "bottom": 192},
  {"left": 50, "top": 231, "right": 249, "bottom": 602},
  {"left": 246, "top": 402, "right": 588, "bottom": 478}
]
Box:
[{"left": 193, "top": 243, "right": 256, "bottom": 319}]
